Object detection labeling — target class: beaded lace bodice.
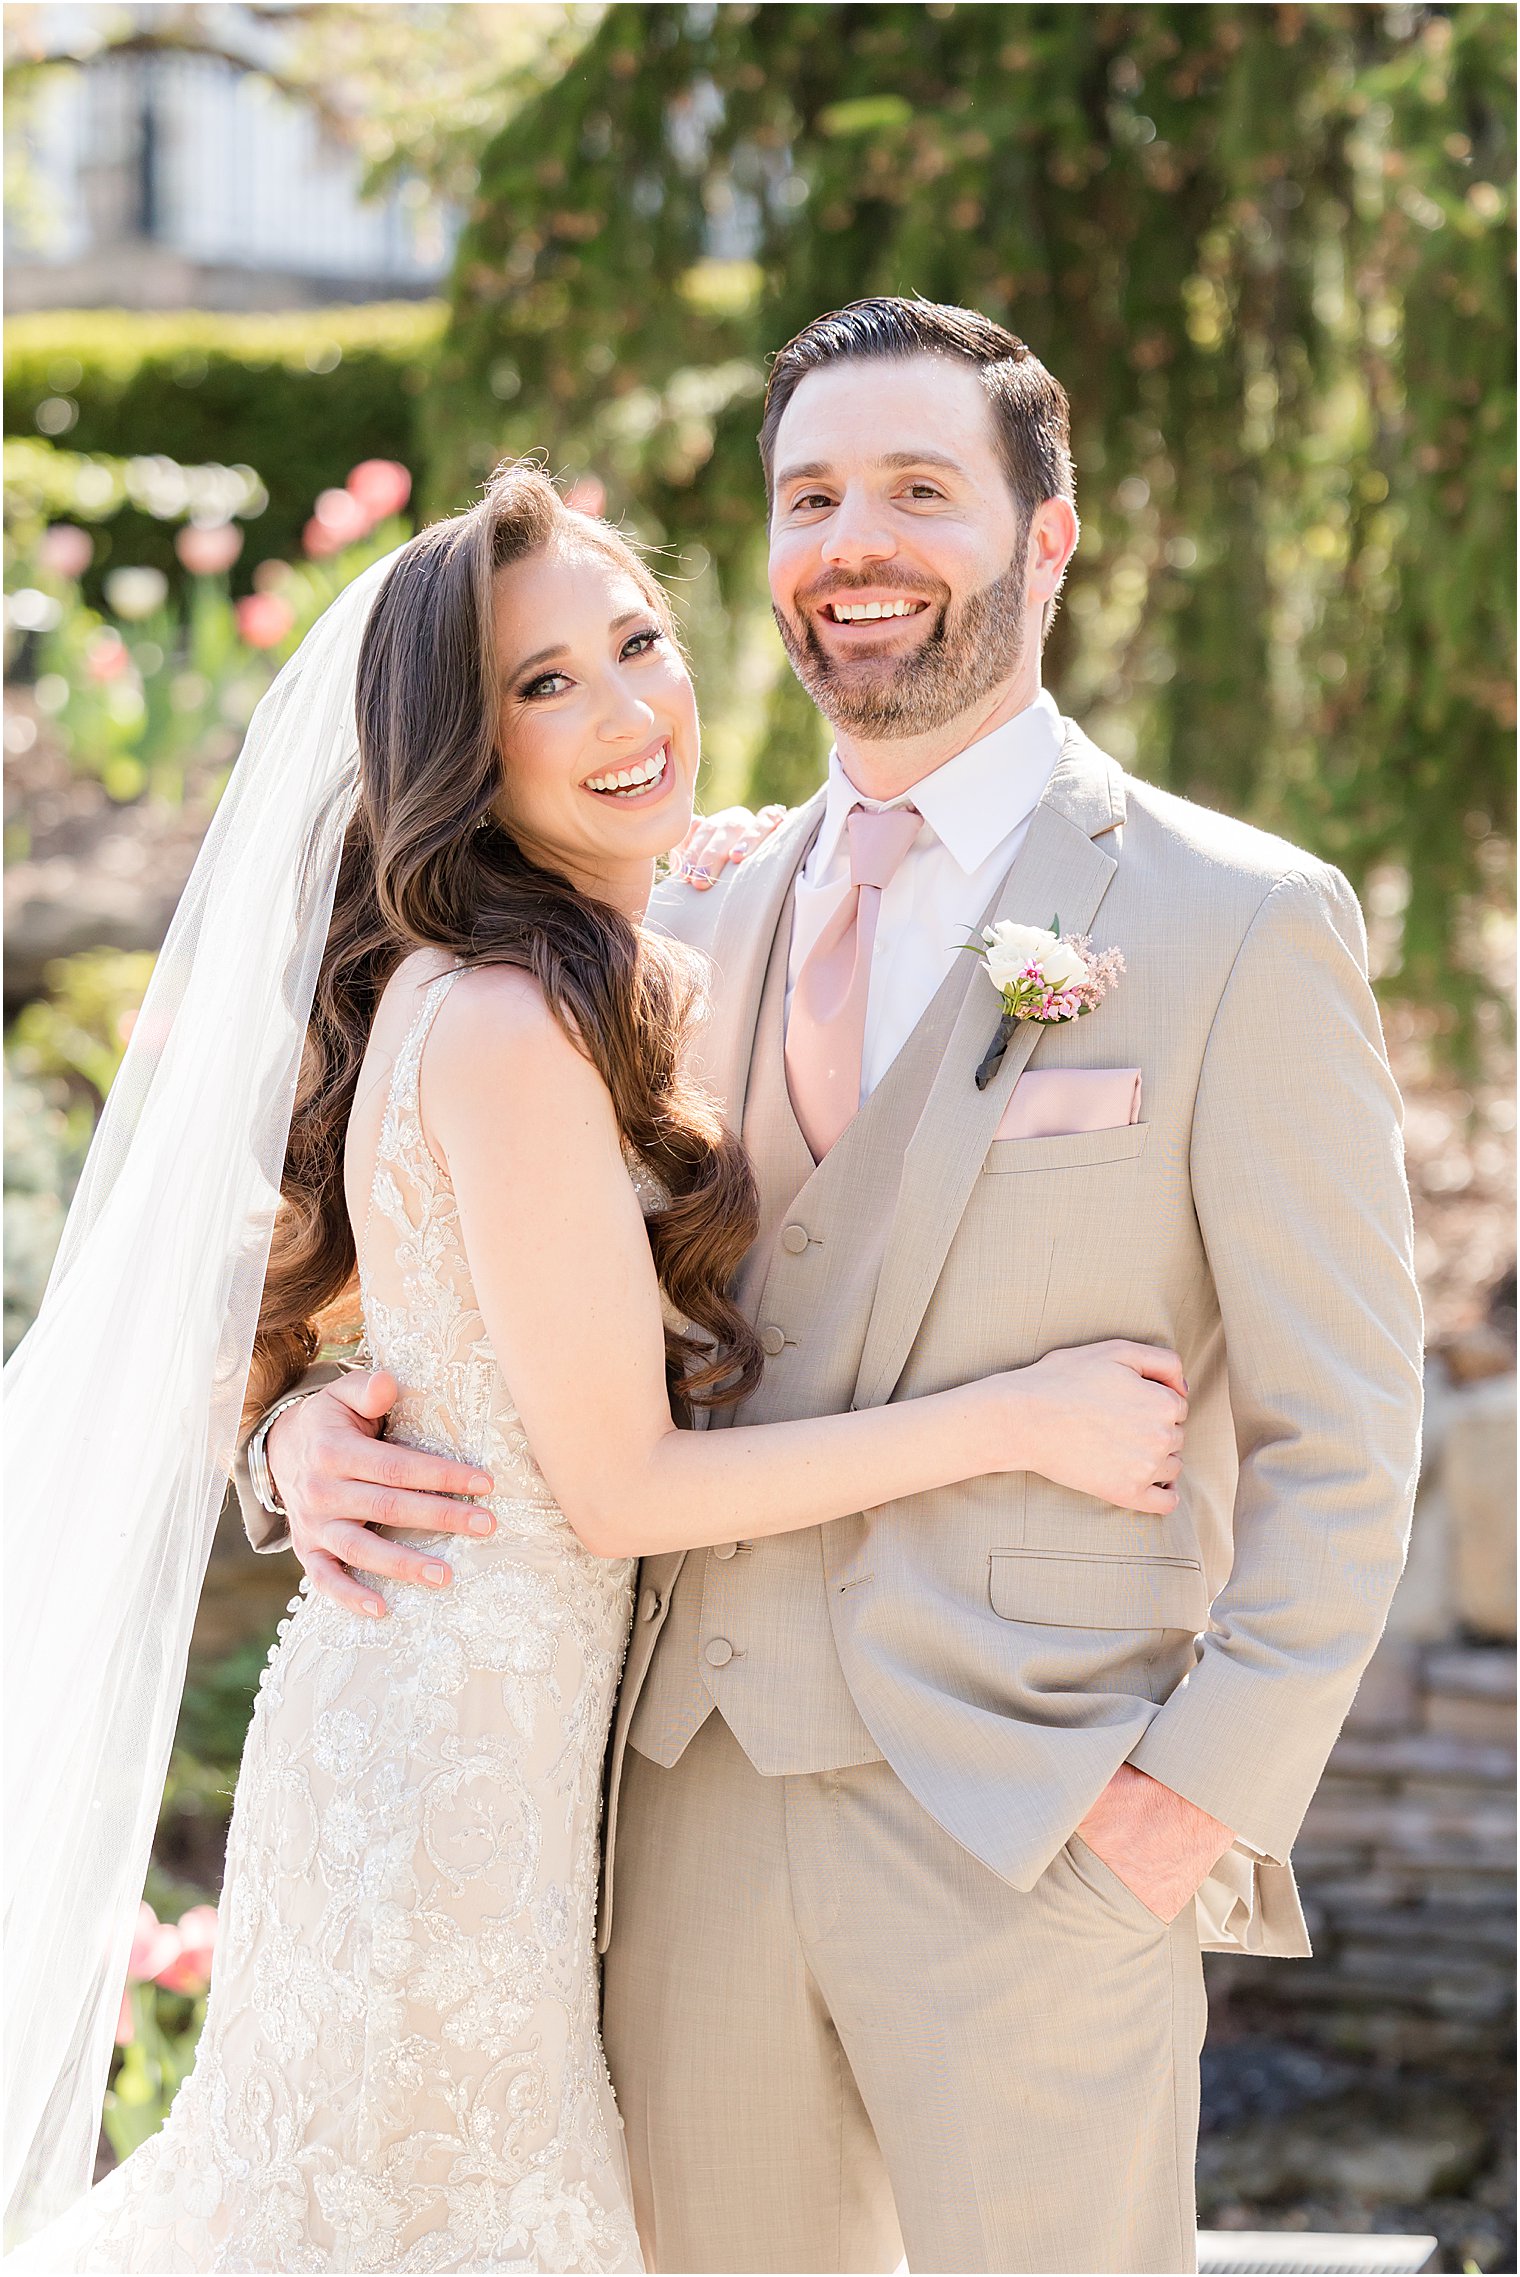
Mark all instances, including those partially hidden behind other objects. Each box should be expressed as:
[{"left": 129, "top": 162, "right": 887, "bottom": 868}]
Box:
[{"left": 19, "top": 969, "right": 645, "bottom": 2274}]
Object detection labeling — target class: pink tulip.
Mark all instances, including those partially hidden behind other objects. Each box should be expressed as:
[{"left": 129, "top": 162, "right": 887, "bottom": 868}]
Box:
[
  {"left": 38, "top": 524, "right": 94, "bottom": 580},
  {"left": 252, "top": 559, "right": 295, "bottom": 594},
  {"left": 235, "top": 592, "right": 295, "bottom": 649},
  {"left": 302, "top": 516, "right": 343, "bottom": 560},
  {"left": 127, "top": 1901, "right": 180, "bottom": 1984},
  {"left": 346, "top": 459, "right": 412, "bottom": 522},
  {"left": 155, "top": 1905, "right": 218, "bottom": 1996},
  {"left": 309, "top": 488, "right": 370, "bottom": 552},
  {"left": 85, "top": 629, "right": 131, "bottom": 683},
  {"left": 175, "top": 522, "right": 244, "bottom": 576}
]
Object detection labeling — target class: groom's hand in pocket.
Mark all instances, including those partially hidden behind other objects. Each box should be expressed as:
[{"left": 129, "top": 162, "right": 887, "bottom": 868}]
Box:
[
  {"left": 268, "top": 1371, "right": 495, "bottom": 1619},
  {"left": 1075, "top": 1764, "right": 1235, "bottom": 1922}
]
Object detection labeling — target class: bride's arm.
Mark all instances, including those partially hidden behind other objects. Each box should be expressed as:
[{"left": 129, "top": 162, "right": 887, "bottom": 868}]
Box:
[{"left": 426, "top": 967, "right": 1184, "bottom": 1561}]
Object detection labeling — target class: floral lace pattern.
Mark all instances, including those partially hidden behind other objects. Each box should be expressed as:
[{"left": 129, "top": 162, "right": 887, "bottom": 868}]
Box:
[{"left": 22, "top": 971, "right": 643, "bottom": 2273}]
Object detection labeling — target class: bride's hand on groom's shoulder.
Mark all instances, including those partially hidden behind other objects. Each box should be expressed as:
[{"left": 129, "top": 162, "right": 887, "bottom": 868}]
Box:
[
  {"left": 267, "top": 1371, "right": 495, "bottom": 1619},
  {"left": 670, "top": 802, "right": 789, "bottom": 889}
]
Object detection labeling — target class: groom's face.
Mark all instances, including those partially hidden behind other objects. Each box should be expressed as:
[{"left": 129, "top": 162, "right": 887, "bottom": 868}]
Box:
[{"left": 767, "top": 354, "right": 1032, "bottom": 740}]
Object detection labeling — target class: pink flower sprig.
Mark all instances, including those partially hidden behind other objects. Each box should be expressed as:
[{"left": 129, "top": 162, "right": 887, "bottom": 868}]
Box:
[{"left": 965, "top": 917, "right": 1126, "bottom": 1089}]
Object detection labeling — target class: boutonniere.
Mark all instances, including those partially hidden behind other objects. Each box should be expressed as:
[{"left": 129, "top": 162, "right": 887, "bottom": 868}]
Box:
[{"left": 963, "top": 917, "right": 1126, "bottom": 1090}]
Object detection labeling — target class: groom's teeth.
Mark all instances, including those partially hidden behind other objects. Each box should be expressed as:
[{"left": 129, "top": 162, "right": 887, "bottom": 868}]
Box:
[{"left": 827, "top": 599, "right": 923, "bottom": 622}]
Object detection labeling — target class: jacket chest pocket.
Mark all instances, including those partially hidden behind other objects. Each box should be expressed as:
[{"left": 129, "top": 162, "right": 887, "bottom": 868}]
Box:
[{"left": 982, "top": 1123, "right": 1150, "bottom": 1175}]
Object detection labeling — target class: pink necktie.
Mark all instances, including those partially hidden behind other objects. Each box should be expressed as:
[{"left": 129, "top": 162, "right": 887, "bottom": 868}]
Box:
[{"left": 785, "top": 803, "right": 922, "bottom": 1161}]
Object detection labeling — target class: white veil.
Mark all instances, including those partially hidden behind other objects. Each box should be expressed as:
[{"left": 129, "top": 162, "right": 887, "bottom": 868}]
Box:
[{"left": 3, "top": 550, "right": 400, "bottom": 2243}]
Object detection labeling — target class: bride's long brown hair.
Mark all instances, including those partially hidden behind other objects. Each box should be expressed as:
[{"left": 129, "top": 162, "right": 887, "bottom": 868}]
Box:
[{"left": 246, "top": 461, "right": 762, "bottom": 1429}]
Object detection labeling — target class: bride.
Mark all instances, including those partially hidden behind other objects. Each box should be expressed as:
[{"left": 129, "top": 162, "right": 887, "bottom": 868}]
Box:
[{"left": 4, "top": 462, "right": 1187, "bottom": 2272}]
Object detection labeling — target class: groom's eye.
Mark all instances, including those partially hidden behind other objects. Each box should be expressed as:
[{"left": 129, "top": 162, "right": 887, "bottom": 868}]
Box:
[{"left": 789, "top": 491, "right": 834, "bottom": 513}]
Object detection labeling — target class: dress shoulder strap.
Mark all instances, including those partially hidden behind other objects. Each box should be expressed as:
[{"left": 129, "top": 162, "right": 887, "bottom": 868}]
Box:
[{"left": 362, "top": 966, "right": 466, "bottom": 1247}]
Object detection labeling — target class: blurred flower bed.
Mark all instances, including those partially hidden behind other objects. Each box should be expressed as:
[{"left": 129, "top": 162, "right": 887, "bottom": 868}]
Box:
[
  {"left": 5, "top": 436, "right": 411, "bottom": 803},
  {"left": 4, "top": 447, "right": 414, "bottom": 1350}
]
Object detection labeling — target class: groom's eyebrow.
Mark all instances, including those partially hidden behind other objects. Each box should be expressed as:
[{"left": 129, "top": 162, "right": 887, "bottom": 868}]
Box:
[{"left": 775, "top": 449, "right": 968, "bottom": 487}]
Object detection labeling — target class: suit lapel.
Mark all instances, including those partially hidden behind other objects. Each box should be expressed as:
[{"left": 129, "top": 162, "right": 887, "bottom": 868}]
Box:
[
  {"left": 851, "top": 728, "right": 1126, "bottom": 1413},
  {"left": 696, "top": 790, "right": 825, "bottom": 1130}
]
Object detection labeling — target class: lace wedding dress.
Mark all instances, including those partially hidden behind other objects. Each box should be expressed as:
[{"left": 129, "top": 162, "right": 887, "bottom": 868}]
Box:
[{"left": 16, "top": 971, "right": 644, "bottom": 2274}]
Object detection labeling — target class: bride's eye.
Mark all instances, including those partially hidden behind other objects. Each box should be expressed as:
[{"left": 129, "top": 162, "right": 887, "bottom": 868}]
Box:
[
  {"left": 620, "top": 627, "right": 663, "bottom": 660},
  {"left": 521, "top": 670, "right": 573, "bottom": 701}
]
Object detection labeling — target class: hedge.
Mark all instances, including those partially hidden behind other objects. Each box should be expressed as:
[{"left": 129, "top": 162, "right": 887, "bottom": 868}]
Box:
[{"left": 4, "top": 304, "right": 446, "bottom": 583}]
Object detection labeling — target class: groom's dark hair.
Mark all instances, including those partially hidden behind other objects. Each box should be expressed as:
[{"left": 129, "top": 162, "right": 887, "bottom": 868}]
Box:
[{"left": 759, "top": 297, "right": 1074, "bottom": 527}]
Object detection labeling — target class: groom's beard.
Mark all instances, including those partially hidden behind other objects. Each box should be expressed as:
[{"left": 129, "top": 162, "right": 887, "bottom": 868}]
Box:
[{"left": 773, "top": 552, "right": 1028, "bottom": 742}]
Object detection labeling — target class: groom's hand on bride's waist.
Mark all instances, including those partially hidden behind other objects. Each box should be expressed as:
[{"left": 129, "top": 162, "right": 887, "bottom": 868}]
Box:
[
  {"left": 1075, "top": 1763, "right": 1235, "bottom": 1922},
  {"left": 267, "top": 1370, "right": 495, "bottom": 1620}
]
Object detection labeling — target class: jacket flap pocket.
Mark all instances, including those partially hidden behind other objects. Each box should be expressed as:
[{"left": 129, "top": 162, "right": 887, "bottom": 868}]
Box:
[
  {"left": 983, "top": 1124, "right": 1149, "bottom": 1174},
  {"left": 988, "top": 1548, "right": 1208, "bottom": 1631}
]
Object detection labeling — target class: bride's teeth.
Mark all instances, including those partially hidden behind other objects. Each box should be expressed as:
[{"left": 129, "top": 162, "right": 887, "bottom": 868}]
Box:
[{"left": 586, "top": 744, "right": 667, "bottom": 796}]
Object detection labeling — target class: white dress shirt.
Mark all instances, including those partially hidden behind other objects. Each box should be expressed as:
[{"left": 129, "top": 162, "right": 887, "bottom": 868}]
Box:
[{"left": 786, "top": 690, "right": 1064, "bottom": 1107}]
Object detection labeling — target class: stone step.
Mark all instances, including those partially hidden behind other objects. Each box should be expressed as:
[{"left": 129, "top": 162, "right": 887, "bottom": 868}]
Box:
[
  {"left": 1423, "top": 1646, "right": 1516, "bottom": 1701},
  {"left": 1326, "top": 1731, "right": 1514, "bottom": 1783},
  {"left": 1197, "top": 2235, "right": 1436, "bottom": 2274}
]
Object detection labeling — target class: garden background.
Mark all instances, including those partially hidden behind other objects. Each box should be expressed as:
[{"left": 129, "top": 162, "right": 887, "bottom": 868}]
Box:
[{"left": 3, "top": 4, "right": 1515, "bottom": 2268}]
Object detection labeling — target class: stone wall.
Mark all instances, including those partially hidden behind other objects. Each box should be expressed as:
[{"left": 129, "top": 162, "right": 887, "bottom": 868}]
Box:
[{"left": 1206, "top": 1361, "right": 1516, "bottom": 2061}]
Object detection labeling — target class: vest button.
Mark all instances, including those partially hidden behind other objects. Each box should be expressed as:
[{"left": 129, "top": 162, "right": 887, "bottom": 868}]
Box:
[
  {"left": 703, "top": 1638, "right": 734, "bottom": 1667},
  {"left": 760, "top": 1324, "right": 787, "bottom": 1357},
  {"left": 639, "top": 1589, "right": 663, "bottom": 1622},
  {"left": 781, "top": 1222, "right": 810, "bottom": 1255},
  {"left": 711, "top": 1542, "right": 739, "bottom": 1560}
]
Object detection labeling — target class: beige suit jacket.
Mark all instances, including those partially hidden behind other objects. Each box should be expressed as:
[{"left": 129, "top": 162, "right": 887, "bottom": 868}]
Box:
[{"left": 600, "top": 723, "right": 1423, "bottom": 1953}]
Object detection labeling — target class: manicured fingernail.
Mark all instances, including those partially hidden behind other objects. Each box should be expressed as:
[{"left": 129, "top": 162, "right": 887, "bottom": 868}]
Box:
[
  {"left": 470, "top": 1474, "right": 493, "bottom": 1493},
  {"left": 730, "top": 846, "right": 746, "bottom": 861},
  {"left": 468, "top": 1512, "right": 494, "bottom": 1536},
  {"left": 365, "top": 1596, "right": 385, "bottom": 1619},
  {"left": 423, "top": 1561, "right": 450, "bottom": 1585}
]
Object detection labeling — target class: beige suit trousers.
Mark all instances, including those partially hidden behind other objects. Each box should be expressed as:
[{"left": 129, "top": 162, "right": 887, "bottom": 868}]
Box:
[{"left": 602, "top": 1714, "right": 1206, "bottom": 2275}]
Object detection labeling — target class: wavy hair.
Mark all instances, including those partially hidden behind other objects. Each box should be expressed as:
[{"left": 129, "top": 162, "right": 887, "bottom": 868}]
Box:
[{"left": 246, "top": 461, "right": 762, "bottom": 1430}]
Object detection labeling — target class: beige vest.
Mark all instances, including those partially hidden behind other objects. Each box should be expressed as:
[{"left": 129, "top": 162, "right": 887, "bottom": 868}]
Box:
[{"left": 628, "top": 879, "right": 976, "bottom": 1775}]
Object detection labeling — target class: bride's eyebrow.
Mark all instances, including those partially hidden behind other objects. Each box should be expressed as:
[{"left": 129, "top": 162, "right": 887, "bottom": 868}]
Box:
[{"left": 510, "top": 612, "right": 649, "bottom": 682}]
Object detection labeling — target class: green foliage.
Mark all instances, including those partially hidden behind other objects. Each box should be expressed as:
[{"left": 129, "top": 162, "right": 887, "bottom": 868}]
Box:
[
  {"left": 174, "top": 1639, "right": 271, "bottom": 1777},
  {"left": 103, "top": 1985, "right": 207, "bottom": 2166},
  {"left": 2, "top": 1058, "right": 89, "bottom": 1360},
  {"left": 435, "top": 2, "right": 1516, "bottom": 1020},
  {"left": 8, "top": 948, "right": 157, "bottom": 1101},
  {"left": 4, "top": 303, "right": 444, "bottom": 582}
]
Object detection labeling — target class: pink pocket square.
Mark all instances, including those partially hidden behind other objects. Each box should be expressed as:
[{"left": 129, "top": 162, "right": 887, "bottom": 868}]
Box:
[{"left": 994, "top": 1068, "right": 1142, "bottom": 1141}]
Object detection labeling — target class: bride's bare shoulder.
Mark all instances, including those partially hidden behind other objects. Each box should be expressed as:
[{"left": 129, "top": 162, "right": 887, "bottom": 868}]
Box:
[{"left": 423, "top": 962, "right": 609, "bottom": 1141}]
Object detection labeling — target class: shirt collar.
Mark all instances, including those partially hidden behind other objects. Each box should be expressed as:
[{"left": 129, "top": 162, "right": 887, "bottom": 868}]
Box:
[{"left": 812, "top": 688, "right": 1064, "bottom": 879}]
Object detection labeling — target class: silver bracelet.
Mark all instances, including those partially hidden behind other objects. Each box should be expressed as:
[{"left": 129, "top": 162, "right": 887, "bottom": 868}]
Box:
[{"left": 247, "top": 1390, "right": 311, "bottom": 1517}]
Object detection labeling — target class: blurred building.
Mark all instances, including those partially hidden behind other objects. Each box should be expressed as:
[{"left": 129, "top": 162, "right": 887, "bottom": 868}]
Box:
[{"left": 5, "top": 3, "right": 453, "bottom": 312}]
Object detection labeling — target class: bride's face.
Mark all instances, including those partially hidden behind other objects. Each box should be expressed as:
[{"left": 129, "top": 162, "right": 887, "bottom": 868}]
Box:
[{"left": 491, "top": 532, "right": 699, "bottom": 897}]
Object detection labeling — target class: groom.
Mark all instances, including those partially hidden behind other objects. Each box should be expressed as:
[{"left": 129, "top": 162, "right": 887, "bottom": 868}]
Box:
[{"left": 240, "top": 299, "right": 1423, "bottom": 2273}]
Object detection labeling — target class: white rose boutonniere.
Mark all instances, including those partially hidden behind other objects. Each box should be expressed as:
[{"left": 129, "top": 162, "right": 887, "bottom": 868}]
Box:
[{"left": 964, "top": 915, "right": 1125, "bottom": 1089}]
